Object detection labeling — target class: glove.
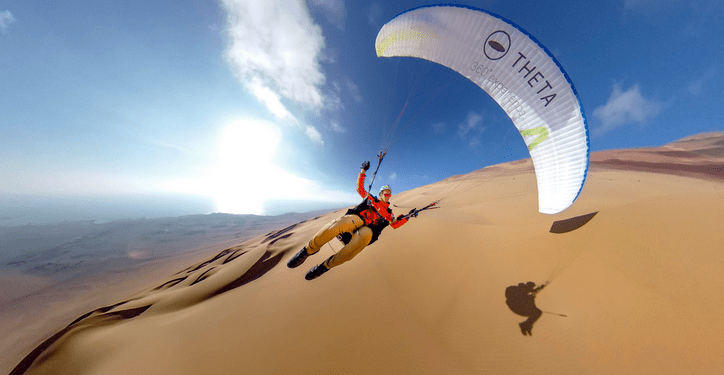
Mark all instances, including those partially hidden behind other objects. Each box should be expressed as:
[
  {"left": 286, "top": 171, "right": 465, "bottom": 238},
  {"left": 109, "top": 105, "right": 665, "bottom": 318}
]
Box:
[
  {"left": 361, "top": 161, "right": 370, "bottom": 171},
  {"left": 407, "top": 208, "right": 418, "bottom": 218}
]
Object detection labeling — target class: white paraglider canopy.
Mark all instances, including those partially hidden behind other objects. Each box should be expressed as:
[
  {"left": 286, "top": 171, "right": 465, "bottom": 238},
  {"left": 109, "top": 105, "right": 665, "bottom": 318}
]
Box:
[{"left": 376, "top": 5, "right": 589, "bottom": 214}]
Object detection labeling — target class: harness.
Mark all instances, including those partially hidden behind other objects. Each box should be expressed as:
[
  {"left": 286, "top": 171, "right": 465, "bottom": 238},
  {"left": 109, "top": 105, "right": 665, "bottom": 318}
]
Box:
[{"left": 342, "top": 198, "right": 391, "bottom": 245}]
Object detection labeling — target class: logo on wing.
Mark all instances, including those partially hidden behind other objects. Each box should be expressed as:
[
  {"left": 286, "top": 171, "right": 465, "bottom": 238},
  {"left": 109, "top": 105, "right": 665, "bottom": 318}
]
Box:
[{"left": 484, "top": 30, "right": 511, "bottom": 61}]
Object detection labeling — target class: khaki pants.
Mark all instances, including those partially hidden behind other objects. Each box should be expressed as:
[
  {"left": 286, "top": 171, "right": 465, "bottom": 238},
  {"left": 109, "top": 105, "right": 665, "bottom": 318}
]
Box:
[{"left": 307, "top": 215, "right": 373, "bottom": 269}]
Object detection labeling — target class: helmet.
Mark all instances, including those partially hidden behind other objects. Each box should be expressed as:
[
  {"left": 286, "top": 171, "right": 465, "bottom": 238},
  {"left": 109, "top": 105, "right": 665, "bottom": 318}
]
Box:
[{"left": 379, "top": 185, "right": 391, "bottom": 194}]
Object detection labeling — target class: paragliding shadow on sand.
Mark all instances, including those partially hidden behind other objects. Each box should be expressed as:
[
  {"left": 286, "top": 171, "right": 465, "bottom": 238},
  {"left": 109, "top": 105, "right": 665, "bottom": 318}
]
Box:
[
  {"left": 505, "top": 212, "right": 597, "bottom": 336},
  {"left": 505, "top": 282, "right": 546, "bottom": 336}
]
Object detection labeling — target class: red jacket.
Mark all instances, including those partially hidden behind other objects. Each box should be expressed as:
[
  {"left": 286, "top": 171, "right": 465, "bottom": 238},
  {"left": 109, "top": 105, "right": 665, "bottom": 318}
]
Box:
[{"left": 355, "top": 171, "right": 408, "bottom": 229}]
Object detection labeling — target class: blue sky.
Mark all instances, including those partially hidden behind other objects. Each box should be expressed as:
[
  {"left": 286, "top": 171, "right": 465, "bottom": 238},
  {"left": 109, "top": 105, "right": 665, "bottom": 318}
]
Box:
[{"left": 1, "top": 0, "right": 722, "bottom": 224}]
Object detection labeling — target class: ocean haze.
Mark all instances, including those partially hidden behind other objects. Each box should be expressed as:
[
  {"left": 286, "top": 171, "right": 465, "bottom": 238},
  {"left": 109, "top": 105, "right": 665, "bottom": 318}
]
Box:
[
  {"left": 0, "top": 211, "right": 332, "bottom": 273},
  {"left": 0, "top": 193, "right": 217, "bottom": 227}
]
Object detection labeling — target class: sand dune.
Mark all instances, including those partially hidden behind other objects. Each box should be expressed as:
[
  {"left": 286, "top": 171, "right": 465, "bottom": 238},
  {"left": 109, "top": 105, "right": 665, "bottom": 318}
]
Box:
[
  {"left": 590, "top": 131, "right": 724, "bottom": 180},
  {"left": 8, "top": 133, "right": 724, "bottom": 374},
  {"left": 1, "top": 212, "right": 325, "bottom": 375}
]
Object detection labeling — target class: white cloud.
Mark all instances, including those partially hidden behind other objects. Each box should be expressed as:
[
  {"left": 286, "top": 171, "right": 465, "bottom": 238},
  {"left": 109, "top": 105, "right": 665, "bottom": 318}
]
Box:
[
  {"left": 688, "top": 79, "right": 704, "bottom": 96},
  {"left": 458, "top": 111, "right": 483, "bottom": 138},
  {"left": 1, "top": 10, "right": 15, "bottom": 33},
  {"left": 220, "top": 0, "right": 326, "bottom": 144},
  {"left": 457, "top": 112, "right": 486, "bottom": 148},
  {"left": 345, "top": 77, "right": 362, "bottom": 103},
  {"left": 367, "top": 3, "right": 383, "bottom": 26},
  {"left": 592, "top": 84, "right": 665, "bottom": 136},
  {"left": 305, "top": 126, "right": 323, "bottom": 144},
  {"left": 325, "top": 81, "right": 344, "bottom": 112},
  {"left": 246, "top": 79, "right": 293, "bottom": 120},
  {"left": 309, "top": 0, "right": 347, "bottom": 30},
  {"left": 324, "top": 78, "right": 361, "bottom": 112},
  {"left": 688, "top": 67, "right": 716, "bottom": 95},
  {"left": 329, "top": 120, "right": 346, "bottom": 133}
]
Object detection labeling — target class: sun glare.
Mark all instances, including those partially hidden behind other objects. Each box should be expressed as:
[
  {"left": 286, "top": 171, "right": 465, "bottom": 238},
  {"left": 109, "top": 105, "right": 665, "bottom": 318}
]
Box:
[
  {"left": 158, "top": 118, "right": 355, "bottom": 216},
  {"left": 212, "top": 119, "right": 283, "bottom": 215}
]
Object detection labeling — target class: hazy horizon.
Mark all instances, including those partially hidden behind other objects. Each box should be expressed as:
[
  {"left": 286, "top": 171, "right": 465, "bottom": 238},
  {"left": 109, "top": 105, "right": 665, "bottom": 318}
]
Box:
[{"left": 0, "top": 192, "right": 346, "bottom": 227}]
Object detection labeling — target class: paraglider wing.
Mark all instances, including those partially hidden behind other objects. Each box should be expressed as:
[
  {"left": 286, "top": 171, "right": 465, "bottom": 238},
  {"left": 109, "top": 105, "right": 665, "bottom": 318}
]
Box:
[{"left": 375, "top": 5, "right": 589, "bottom": 214}]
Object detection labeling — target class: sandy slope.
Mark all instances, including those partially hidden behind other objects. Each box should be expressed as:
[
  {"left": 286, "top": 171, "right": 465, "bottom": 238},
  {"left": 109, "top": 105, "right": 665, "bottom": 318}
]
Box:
[
  {"left": 8, "top": 133, "right": 724, "bottom": 375},
  {"left": 0, "top": 213, "right": 324, "bottom": 375}
]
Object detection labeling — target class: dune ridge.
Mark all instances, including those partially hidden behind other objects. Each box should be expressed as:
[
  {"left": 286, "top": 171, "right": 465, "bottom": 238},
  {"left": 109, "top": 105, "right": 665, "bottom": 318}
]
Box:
[
  {"left": 8, "top": 133, "right": 724, "bottom": 375},
  {"left": 590, "top": 131, "right": 724, "bottom": 180}
]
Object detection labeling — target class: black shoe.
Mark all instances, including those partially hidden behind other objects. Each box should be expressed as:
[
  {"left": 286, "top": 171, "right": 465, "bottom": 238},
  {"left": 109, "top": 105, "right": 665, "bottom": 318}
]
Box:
[
  {"left": 287, "top": 247, "right": 310, "bottom": 268},
  {"left": 305, "top": 260, "right": 330, "bottom": 280}
]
